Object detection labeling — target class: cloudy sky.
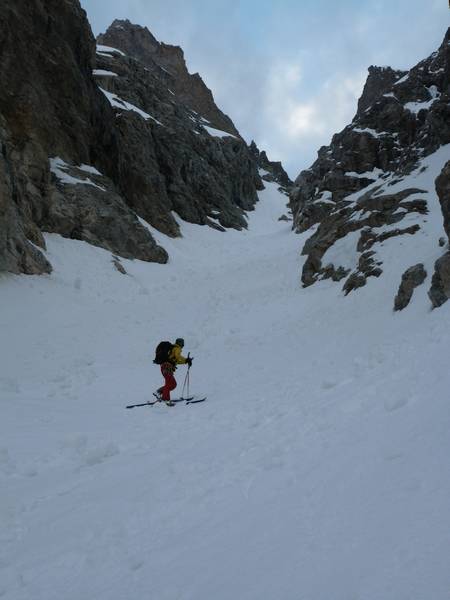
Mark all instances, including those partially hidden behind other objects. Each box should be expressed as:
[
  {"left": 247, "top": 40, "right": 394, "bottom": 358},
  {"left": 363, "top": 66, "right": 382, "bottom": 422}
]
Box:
[{"left": 81, "top": 0, "right": 448, "bottom": 178}]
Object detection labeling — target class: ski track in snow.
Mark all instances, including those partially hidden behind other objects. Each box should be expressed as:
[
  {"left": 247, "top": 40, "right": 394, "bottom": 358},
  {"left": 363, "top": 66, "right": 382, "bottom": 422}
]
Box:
[{"left": 1, "top": 163, "right": 450, "bottom": 599}]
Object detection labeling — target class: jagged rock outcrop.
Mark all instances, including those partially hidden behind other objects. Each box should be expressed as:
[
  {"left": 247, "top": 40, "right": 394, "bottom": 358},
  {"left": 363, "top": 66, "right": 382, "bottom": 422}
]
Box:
[
  {"left": 429, "top": 161, "right": 450, "bottom": 307},
  {"left": 249, "top": 141, "right": 293, "bottom": 192},
  {"left": 435, "top": 161, "right": 450, "bottom": 239},
  {"left": 0, "top": 2, "right": 276, "bottom": 275},
  {"left": 357, "top": 66, "right": 407, "bottom": 114},
  {"left": 290, "top": 27, "right": 450, "bottom": 304},
  {"left": 97, "top": 19, "right": 239, "bottom": 137},
  {"left": 394, "top": 264, "right": 427, "bottom": 311},
  {"left": 44, "top": 160, "right": 167, "bottom": 262},
  {"left": 428, "top": 253, "right": 450, "bottom": 307}
]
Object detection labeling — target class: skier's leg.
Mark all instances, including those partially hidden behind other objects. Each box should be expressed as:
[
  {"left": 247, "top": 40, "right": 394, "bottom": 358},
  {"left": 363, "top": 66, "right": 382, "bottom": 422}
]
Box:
[
  {"left": 165, "top": 373, "right": 177, "bottom": 401},
  {"left": 161, "top": 365, "right": 176, "bottom": 401},
  {"left": 160, "top": 365, "right": 169, "bottom": 401}
]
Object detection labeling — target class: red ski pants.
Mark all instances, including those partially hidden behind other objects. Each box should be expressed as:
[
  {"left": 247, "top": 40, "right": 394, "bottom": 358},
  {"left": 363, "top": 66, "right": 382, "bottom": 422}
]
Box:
[{"left": 160, "top": 364, "right": 177, "bottom": 401}]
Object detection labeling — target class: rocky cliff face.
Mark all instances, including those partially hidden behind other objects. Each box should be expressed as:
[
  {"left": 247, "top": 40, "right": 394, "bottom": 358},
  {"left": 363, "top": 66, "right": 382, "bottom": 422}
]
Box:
[
  {"left": 0, "top": 3, "right": 277, "bottom": 275},
  {"left": 429, "top": 160, "right": 450, "bottom": 307},
  {"left": 0, "top": 0, "right": 167, "bottom": 273},
  {"left": 290, "top": 28, "right": 450, "bottom": 308},
  {"left": 357, "top": 66, "right": 407, "bottom": 114},
  {"left": 93, "top": 41, "right": 262, "bottom": 235},
  {"left": 249, "top": 141, "right": 293, "bottom": 192},
  {"left": 97, "top": 19, "right": 239, "bottom": 137}
]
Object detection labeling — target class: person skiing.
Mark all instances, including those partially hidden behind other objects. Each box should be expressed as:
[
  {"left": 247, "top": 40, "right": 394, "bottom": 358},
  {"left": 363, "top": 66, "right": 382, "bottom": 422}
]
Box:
[{"left": 155, "top": 338, "right": 193, "bottom": 405}]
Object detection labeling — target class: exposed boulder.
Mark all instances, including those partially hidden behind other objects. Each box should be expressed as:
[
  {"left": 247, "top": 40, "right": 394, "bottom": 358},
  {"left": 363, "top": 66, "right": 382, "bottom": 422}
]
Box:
[
  {"left": 112, "top": 256, "right": 127, "bottom": 274},
  {"left": 428, "top": 160, "right": 450, "bottom": 307},
  {"left": 320, "top": 264, "right": 350, "bottom": 283},
  {"left": 428, "top": 253, "right": 450, "bottom": 308},
  {"left": 358, "top": 224, "right": 421, "bottom": 253},
  {"left": 342, "top": 272, "right": 368, "bottom": 295},
  {"left": 435, "top": 161, "right": 450, "bottom": 240},
  {"left": 394, "top": 264, "right": 427, "bottom": 311},
  {"left": 342, "top": 251, "right": 383, "bottom": 295}
]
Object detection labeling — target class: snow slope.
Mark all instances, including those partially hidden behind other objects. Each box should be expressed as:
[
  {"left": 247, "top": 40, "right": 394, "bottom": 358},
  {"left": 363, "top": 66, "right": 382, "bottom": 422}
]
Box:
[{"left": 1, "top": 177, "right": 450, "bottom": 600}]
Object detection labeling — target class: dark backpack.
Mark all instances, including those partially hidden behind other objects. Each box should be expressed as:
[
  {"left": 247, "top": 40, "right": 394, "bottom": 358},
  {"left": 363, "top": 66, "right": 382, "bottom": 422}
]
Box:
[{"left": 153, "top": 341, "right": 174, "bottom": 365}]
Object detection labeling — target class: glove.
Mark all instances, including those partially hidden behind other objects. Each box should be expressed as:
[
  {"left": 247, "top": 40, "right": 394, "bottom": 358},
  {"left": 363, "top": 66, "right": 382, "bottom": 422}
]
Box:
[{"left": 186, "top": 357, "right": 193, "bottom": 367}]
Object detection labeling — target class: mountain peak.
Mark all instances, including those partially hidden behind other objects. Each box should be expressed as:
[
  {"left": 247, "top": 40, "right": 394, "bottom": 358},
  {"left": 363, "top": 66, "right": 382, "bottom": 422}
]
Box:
[
  {"left": 99, "top": 19, "right": 184, "bottom": 71},
  {"left": 97, "top": 20, "right": 239, "bottom": 136},
  {"left": 107, "top": 19, "right": 160, "bottom": 50},
  {"left": 249, "top": 141, "right": 293, "bottom": 190},
  {"left": 357, "top": 65, "right": 407, "bottom": 115}
]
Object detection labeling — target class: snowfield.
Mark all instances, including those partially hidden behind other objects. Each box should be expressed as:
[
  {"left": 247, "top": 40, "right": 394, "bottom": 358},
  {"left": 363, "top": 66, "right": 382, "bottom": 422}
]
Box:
[{"left": 1, "top": 177, "right": 450, "bottom": 600}]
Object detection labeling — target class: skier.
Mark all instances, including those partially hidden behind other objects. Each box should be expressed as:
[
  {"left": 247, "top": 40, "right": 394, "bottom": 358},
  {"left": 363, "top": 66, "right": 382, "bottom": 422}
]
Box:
[{"left": 155, "top": 338, "right": 193, "bottom": 405}]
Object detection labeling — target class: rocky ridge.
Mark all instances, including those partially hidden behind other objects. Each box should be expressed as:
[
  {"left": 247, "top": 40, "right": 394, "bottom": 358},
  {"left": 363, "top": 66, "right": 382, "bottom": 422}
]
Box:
[
  {"left": 249, "top": 141, "right": 293, "bottom": 192},
  {"left": 0, "top": 2, "right": 284, "bottom": 275},
  {"left": 97, "top": 19, "right": 239, "bottom": 137},
  {"left": 290, "top": 28, "right": 450, "bottom": 308},
  {"left": 93, "top": 41, "right": 262, "bottom": 236}
]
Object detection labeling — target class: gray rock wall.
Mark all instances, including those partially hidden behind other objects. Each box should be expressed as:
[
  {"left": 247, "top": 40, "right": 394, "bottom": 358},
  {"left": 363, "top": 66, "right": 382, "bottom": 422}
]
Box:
[
  {"left": 94, "top": 43, "right": 262, "bottom": 234},
  {"left": 0, "top": 0, "right": 168, "bottom": 271},
  {"left": 435, "top": 161, "right": 450, "bottom": 240},
  {"left": 0, "top": 3, "right": 275, "bottom": 274},
  {"left": 97, "top": 19, "right": 239, "bottom": 137},
  {"left": 429, "top": 161, "right": 450, "bottom": 307}
]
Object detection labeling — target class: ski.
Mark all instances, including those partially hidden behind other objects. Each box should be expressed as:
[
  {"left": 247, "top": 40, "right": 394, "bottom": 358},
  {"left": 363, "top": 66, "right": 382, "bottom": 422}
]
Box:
[
  {"left": 172, "top": 396, "right": 194, "bottom": 403},
  {"left": 126, "top": 400, "right": 159, "bottom": 409},
  {"left": 173, "top": 396, "right": 206, "bottom": 404},
  {"left": 151, "top": 393, "right": 194, "bottom": 403},
  {"left": 126, "top": 396, "right": 206, "bottom": 409},
  {"left": 186, "top": 397, "right": 207, "bottom": 404},
  {"left": 167, "top": 396, "right": 206, "bottom": 404}
]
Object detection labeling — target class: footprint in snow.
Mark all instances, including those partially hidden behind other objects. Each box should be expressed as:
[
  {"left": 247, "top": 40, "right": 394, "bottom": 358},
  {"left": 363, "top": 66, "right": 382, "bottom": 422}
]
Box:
[
  {"left": 321, "top": 378, "right": 353, "bottom": 391},
  {"left": 129, "top": 559, "right": 144, "bottom": 571},
  {"left": 322, "top": 380, "right": 337, "bottom": 390},
  {"left": 384, "top": 396, "right": 409, "bottom": 412}
]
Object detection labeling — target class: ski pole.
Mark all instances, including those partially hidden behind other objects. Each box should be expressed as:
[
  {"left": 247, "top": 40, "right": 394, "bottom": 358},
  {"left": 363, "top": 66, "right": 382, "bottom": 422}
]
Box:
[
  {"left": 187, "top": 365, "right": 190, "bottom": 399},
  {"left": 181, "top": 353, "right": 190, "bottom": 399}
]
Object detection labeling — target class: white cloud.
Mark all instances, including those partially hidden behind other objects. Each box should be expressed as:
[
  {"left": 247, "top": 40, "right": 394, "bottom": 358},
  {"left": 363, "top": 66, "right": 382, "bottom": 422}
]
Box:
[
  {"left": 286, "top": 103, "right": 326, "bottom": 137},
  {"left": 322, "top": 73, "right": 367, "bottom": 126},
  {"left": 258, "top": 60, "right": 366, "bottom": 174},
  {"left": 263, "top": 62, "right": 323, "bottom": 138}
]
